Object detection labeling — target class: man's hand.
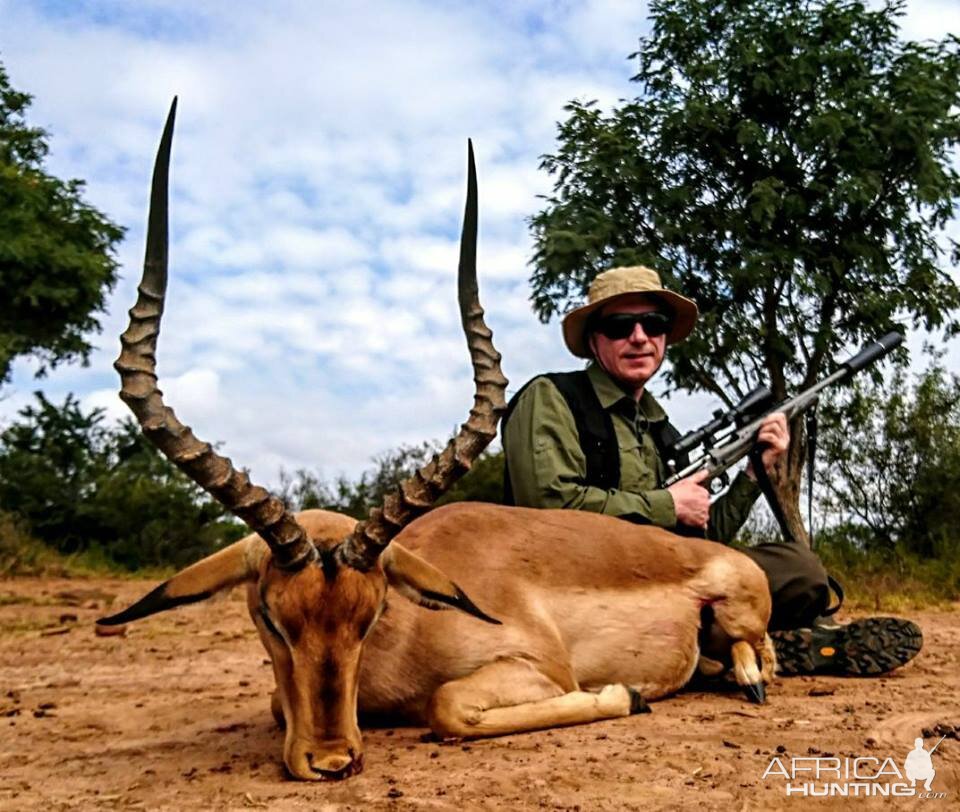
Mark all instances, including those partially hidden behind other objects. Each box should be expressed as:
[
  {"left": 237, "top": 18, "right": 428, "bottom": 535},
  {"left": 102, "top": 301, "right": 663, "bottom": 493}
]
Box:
[
  {"left": 667, "top": 469, "right": 710, "bottom": 529},
  {"left": 746, "top": 411, "right": 790, "bottom": 479}
]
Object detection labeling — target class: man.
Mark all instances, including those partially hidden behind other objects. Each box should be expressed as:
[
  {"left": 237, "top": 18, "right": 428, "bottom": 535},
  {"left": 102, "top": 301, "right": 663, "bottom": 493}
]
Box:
[{"left": 503, "top": 265, "right": 921, "bottom": 675}]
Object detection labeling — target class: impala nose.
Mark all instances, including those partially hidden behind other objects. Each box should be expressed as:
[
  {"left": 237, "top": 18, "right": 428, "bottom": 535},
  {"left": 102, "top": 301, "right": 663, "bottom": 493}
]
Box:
[{"left": 308, "top": 750, "right": 362, "bottom": 780}]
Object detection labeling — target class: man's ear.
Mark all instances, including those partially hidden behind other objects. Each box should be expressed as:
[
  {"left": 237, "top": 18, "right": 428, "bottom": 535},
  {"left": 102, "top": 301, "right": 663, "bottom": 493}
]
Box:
[{"left": 380, "top": 543, "right": 500, "bottom": 625}]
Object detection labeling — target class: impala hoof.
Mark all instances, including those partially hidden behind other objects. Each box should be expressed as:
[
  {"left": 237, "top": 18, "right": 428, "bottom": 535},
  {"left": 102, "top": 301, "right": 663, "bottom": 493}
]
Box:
[
  {"left": 626, "top": 685, "right": 651, "bottom": 714},
  {"left": 743, "top": 681, "right": 766, "bottom": 704}
]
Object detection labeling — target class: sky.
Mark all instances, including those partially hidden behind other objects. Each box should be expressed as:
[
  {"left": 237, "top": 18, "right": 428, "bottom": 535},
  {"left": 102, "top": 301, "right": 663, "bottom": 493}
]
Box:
[{"left": 1, "top": 0, "right": 958, "bottom": 487}]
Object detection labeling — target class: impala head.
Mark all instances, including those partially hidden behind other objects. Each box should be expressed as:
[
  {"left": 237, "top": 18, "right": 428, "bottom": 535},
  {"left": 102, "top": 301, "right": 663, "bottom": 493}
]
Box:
[{"left": 98, "top": 99, "right": 507, "bottom": 780}]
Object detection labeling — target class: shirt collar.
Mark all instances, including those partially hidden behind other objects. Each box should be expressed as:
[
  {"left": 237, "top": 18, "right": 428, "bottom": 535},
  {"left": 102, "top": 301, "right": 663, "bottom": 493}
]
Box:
[{"left": 586, "top": 363, "right": 667, "bottom": 423}]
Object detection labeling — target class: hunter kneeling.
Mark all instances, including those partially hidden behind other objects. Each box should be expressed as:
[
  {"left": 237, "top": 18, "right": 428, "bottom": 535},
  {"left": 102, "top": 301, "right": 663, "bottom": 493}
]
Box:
[{"left": 503, "top": 265, "right": 921, "bottom": 676}]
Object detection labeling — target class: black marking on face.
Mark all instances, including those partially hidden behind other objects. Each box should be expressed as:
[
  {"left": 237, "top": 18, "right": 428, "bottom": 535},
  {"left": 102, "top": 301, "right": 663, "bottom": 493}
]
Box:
[
  {"left": 319, "top": 547, "right": 340, "bottom": 581},
  {"left": 318, "top": 651, "right": 342, "bottom": 722},
  {"left": 257, "top": 581, "right": 288, "bottom": 643},
  {"left": 97, "top": 582, "right": 212, "bottom": 626},
  {"left": 259, "top": 606, "right": 285, "bottom": 641}
]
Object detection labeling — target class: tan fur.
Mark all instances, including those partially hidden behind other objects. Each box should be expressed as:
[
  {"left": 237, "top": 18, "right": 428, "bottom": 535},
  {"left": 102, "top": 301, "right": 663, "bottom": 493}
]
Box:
[
  {"left": 254, "top": 560, "right": 378, "bottom": 779},
  {"left": 115, "top": 504, "right": 772, "bottom": 778},
  {"left": 160, "top": 535, "right": 266, "bottom": 599},
  {"left": 359, "top": 503, "right": 773, "bottom": 734}
]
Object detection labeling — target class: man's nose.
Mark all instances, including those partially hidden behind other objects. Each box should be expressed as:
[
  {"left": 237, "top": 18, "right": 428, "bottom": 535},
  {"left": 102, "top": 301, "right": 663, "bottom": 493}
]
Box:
[{"left": 628, "top": 322, "right": 650, "bottom": 342}]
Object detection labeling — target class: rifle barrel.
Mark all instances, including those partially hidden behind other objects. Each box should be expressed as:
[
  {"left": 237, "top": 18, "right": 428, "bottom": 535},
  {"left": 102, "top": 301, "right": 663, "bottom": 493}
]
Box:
[
  {"left": 929, "top": 735, "right": 947, "bottom": 756},
  {"left": 664, "top": 332, "right": 903, "bottom": 487}
]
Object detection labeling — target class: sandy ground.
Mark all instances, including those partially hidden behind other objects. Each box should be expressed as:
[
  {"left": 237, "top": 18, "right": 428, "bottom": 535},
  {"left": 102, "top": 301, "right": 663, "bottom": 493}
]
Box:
[{"left": 0, "top": 577, "right": 957, "bottom": 811}]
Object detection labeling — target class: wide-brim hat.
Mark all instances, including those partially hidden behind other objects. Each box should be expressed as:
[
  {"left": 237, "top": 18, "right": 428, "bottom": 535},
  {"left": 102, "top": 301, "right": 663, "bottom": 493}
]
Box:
[{"left": 561, "top": 265, "right": 698, "bottom": 358}]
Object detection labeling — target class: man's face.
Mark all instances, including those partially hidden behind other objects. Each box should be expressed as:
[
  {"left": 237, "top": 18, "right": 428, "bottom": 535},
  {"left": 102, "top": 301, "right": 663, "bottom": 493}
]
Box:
[{"left": 588, "top": 294, "right": 668, "bottom": 393}]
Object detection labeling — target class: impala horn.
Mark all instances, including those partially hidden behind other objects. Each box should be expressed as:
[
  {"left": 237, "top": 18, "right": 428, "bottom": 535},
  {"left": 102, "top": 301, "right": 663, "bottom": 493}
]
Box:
[
  {"left": 115, "top": 98, "right": 316, "bottom": 570},
  {"left": 117, "top": 102, "right": 507, "bottom": 574},
  {"left": 336, "top": 140, "right": 508, "bottom": 571}
]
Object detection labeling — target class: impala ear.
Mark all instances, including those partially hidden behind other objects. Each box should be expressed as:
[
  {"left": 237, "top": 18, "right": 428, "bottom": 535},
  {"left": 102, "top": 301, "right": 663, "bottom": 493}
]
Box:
[
  {"left": 97, "top": 536, "right": 268, "bottom": 626},
  {"left": 381, "top": 543, "right": 500, "bottom": 625}
]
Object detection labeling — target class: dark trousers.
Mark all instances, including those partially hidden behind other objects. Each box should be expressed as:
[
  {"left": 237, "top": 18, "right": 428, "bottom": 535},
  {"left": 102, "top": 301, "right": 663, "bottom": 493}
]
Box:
[{"left": 738, "top": 542, "right": 832, "bottom": 631}]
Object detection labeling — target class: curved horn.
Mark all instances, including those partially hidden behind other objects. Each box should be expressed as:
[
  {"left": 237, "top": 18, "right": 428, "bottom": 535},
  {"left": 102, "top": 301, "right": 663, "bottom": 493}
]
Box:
[
  {"left": 337, "top": 140, "right": 509, "bottom": 571},
  {"left": 114, "top": 99, "right": 315, "bottom": 571}
]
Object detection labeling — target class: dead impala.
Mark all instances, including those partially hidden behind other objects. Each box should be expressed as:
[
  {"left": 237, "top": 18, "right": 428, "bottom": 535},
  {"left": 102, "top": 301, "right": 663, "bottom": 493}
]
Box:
[{"left": 100, "top": 100, "right": 775, "bottom": 781}]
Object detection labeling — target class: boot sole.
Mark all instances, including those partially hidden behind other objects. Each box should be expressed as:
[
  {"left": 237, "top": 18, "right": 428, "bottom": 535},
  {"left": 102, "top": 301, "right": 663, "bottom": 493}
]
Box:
[{"left": 772, "top": 617, "right": 922, "bottom": 676}]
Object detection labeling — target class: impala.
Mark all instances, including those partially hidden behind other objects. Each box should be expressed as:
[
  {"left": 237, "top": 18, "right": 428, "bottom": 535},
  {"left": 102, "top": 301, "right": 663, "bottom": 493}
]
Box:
[{"left": 100, "top": 100, "right": 774, "bottom": 781}]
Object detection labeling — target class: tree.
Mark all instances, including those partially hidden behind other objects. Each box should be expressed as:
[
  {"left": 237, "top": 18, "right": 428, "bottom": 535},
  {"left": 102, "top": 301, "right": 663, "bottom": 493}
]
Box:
[
  {"left": 436, "top": 450, "right": 505, "bottom": 506},
  {"left": 279, "top": 443, "right": 442, "bottom": 519},
  {"left": 0, "top": 61, "right": 124, "bottom": 385},
  {"left": 530, "top": 0, "right": 960, "bottom": 542},
  {"left": 817, "top": 352, "right": 960, "bottom": 558},
  {"left": 279, "top": 446, "right": 506, "bottom": 519},
  {"left": 0, "top": 392, "right": 105, "bottom": 551},
  {"left": 0, "top": 393, "right": 244, "bottom": 569}
]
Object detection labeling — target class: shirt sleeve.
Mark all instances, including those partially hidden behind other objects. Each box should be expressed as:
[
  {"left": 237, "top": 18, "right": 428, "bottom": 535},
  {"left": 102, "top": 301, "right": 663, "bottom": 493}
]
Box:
[
  {"left": 503, "top": 377, "right": 677, "bottom": 527},
  {"left": 707, "top": 470, "right": 761, "bottom": 543}
]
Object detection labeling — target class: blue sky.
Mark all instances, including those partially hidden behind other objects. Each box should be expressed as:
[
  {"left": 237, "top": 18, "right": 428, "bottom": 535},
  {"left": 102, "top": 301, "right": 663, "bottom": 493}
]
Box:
[{"left": 2, "top": 0, "right": 958, "bottom": 485}]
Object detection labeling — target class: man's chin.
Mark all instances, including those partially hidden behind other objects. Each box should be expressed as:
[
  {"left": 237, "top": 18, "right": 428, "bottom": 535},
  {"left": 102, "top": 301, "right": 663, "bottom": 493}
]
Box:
[{"left": 613, "top": 366, "right": 656, "bottom": 388}]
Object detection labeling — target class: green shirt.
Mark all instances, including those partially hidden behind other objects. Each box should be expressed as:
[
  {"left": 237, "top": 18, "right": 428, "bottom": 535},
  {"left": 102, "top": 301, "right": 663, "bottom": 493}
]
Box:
[{"left": 503, "top": 364, "right": 760, "bottom": 543}]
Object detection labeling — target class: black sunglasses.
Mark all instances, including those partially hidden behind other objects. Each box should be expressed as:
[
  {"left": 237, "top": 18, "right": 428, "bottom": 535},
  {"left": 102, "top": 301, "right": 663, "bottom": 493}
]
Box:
[{"left": 592, "top": 311, "right": 672, "bottom": 340}]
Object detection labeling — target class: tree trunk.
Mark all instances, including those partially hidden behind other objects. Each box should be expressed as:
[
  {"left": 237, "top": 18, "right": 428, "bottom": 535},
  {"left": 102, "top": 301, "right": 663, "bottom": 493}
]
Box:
[{"left": 769, "top": 414, "right": 810, "bottom": 548}]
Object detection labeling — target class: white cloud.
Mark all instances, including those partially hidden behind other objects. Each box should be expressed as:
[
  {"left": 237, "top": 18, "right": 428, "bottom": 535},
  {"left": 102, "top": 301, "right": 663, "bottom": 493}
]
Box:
[
  {"left": 891, "top": 0, "right": 960, "bottom": 40},
  {"left": 163, "top": 368, "right": 223, "bottom": 420},
  {"left": 1, "top": 0, "right": 957, "bottom": 494}
]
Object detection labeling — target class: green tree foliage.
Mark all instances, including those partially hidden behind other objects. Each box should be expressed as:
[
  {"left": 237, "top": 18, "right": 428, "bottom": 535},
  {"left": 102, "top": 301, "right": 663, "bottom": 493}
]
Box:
[
  {"left": 279, "top": 446, "right": 505, "bottom": 519},
  {"left": 279, "top": 443, "right": 441, "bottom": 519},
  {"left": 530, "top": 0, "right": 960, "bottom": 540},
  {"left": 817, "top": 352, "right": 960, "bottom": 559},
  {"left": 0, "top": 393, "right": 244, "bottom": 569},
  {"left": 436, "top": 450, "right": 505, "bottom": 507},
  {"left": 0, "top": 61, "right": 124, "bottom": 384}
]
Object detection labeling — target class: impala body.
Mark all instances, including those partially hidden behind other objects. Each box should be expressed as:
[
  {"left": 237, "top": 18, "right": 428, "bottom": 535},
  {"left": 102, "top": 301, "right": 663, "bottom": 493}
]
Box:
[
  {"left": 100, "top": 100, "right": 773, "bottom": 782},
  {"left": 360, "top": 503, "right": 774, "bottom": 738}
]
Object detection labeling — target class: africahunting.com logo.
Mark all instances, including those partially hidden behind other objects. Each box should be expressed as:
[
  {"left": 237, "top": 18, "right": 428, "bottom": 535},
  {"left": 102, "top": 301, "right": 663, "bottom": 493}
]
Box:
[{"left": 762, "top": 735, "right": 948, "bottom": 798}]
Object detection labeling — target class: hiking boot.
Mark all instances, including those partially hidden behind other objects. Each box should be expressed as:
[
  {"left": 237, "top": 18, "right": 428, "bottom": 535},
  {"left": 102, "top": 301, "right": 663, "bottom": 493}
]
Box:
[{"left": 771, "top": 617, "right": 922, "bottom": 676}]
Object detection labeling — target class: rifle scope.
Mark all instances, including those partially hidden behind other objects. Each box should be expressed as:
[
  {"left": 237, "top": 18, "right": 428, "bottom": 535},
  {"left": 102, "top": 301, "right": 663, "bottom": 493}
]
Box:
[{"left": 670, "top": 385, "right": 775, "bottom": 457}]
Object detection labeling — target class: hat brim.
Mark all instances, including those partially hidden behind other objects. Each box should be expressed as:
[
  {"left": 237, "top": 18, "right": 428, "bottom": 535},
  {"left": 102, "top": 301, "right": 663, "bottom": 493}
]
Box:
[{"left": 562, "top": 291, "right": 698, "bottom": 358}]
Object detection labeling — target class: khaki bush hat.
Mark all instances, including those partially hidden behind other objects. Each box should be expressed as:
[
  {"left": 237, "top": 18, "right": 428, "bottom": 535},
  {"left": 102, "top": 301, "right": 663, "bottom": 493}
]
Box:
[{"left": 561, "top": 265, "right": 698, "bottom": 358}]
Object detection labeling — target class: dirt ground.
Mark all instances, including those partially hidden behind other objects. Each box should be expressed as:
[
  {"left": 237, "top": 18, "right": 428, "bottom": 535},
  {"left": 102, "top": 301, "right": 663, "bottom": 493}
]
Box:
[{"left": 0, "top": 577, "right": 956, "bottom": 811}]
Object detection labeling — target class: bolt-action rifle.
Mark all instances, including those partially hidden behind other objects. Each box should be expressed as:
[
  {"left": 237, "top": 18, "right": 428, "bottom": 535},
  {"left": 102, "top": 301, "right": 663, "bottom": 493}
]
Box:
[{"left": 663, "top": 331, "right": 904, "bottom": 492}]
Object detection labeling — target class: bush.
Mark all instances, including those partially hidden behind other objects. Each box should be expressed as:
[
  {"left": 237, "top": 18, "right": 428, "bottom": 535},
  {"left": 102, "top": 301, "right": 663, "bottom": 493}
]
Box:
[
  {"left": 0, "top": 509, "right": 59, "bottom": 576},
  {"left": 436, "top": 451, "right": 505, "bottom": 506},
  {"left": 0, "top": 393, "right": 244, "bottom": 570},
  {"left": 279, "top": 445, "right": 506, "bottom": 519},
  {"left": 815, "top": 524, "right": 960, "bottom": 610},
  {"left": 817, "top": 352, "right": 960, "bottom": 559}
]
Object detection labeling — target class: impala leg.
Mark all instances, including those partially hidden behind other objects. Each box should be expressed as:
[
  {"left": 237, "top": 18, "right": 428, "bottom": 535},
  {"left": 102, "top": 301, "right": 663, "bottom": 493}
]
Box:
[
  {"left": 696, "top": 654, "right": 726, "bottom": 677},
  {"left": 731, "top": 640, "right": 765, "bottom": 704},
  {"left": 271, "top": 690, "right": 285, "bottom": 729},
  {"left": 698, "top": 557, "right": 774, "bottom": 704},
  {"left": 426, "top": 657, "right": 649, "bottom": 740},
  {"left": 759, "top": 633, "right": 777, "bottom": 684}
]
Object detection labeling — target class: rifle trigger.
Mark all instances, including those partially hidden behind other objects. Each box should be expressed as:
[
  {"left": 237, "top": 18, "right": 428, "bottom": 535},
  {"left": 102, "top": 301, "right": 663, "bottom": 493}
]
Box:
[{"left": 709, "top": 471, "right": 729, "bottom": 495}]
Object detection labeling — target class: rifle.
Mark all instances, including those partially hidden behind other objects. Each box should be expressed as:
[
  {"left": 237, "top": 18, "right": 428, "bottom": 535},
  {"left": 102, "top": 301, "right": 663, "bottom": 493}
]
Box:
[
  {"left": 929, "top": 735, "right": 947, "bottom": 757},
  {"left": 663, "top": 331, "right": 904, "bottom": 491}
]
